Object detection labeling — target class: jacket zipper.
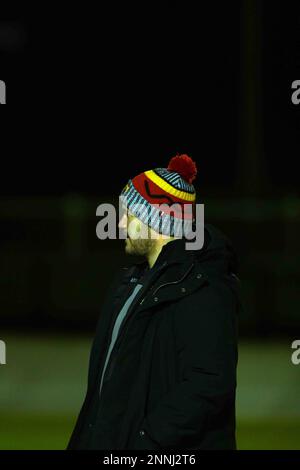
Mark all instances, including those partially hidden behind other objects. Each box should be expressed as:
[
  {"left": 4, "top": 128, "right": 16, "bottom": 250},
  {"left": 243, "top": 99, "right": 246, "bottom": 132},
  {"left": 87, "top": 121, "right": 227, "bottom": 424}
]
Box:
[{"left": 151, "top": 261, "right": 195, "bottom": 297}]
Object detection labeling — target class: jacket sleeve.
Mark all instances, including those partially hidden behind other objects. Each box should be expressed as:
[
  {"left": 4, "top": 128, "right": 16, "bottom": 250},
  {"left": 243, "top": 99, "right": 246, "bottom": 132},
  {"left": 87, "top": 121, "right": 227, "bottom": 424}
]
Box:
[{"left": 141, "top": 281, "right": 238, "bottom": 448}]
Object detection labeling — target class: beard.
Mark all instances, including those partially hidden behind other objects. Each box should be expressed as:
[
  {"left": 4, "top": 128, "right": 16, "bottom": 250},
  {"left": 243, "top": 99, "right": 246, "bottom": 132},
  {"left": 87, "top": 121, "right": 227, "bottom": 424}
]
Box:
[{"left": 125, "top": 236, "right": 156, "bottom": 257}]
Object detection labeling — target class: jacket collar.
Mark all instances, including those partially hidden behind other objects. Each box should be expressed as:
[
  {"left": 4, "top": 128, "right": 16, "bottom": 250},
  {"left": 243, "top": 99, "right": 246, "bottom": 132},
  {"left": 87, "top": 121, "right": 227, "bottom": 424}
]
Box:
[
  {"left": 154, "top": 236, "right": 195, "bottom": 265},
  {"left": 120, "top": 223, "right": 238, "bottom": 313},
  {"left": 133, "top": 235, "right": 196, "bottom": 274},
  {"left": 124, "top": 222, "right": 238, "bottom": 277},
  {"left": 128, "top": 237, "right": 209, "bottom": 314}
]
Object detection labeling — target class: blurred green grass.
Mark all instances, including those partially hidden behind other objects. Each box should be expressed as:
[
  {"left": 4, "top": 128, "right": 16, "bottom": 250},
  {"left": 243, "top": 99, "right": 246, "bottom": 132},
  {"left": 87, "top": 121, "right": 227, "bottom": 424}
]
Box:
[
  {"left": 1, "top": 413, "right": 300, "bottom": 450},
  {"left": 0, "top": 334, "right": 299, "bottom": 449}
]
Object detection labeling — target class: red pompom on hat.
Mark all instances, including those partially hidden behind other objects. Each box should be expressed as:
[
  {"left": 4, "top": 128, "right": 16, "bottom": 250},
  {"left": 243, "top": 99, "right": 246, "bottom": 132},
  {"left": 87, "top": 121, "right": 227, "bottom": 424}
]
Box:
[{"left": 167, "top": 153, "right": 197, "bottom": 184}]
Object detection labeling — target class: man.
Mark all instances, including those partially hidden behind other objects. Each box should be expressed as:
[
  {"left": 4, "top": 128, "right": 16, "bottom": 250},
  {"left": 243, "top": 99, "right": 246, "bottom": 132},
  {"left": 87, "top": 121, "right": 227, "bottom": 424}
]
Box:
[{"left": 67, "top": 154, "right": 240, "bottom": 450}]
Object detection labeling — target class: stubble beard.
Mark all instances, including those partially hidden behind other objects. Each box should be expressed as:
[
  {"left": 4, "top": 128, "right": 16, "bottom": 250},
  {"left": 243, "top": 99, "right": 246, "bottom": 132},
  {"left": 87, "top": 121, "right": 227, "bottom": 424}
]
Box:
[{"left": 125, "top": 236, "right": 156, "bottom": 257}]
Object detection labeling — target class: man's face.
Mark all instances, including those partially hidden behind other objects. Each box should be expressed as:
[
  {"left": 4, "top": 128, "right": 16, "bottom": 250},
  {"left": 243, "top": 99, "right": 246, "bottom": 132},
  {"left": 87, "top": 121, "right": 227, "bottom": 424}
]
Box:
[{"left": 118, "top": 209, "right": 156, "bottom": 256}]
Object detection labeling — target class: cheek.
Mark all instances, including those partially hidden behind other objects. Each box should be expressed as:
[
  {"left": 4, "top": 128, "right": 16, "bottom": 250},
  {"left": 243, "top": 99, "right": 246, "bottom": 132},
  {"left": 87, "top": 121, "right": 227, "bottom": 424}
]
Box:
[{"left": 127, "top": 220, "right": 137, "bottom": 239}]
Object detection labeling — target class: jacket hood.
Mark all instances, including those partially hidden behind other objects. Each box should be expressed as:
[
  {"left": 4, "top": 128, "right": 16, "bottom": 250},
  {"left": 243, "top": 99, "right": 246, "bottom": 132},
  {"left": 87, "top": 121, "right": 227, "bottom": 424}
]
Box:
[{"left": 194, "top": 224, "right": 239, "bottom": 277}]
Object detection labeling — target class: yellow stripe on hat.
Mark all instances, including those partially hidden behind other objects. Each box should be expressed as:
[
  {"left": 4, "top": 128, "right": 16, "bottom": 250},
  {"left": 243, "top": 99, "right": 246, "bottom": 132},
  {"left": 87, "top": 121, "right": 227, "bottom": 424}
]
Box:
[{"left": 145, "top": 170, "right": 196, "bottom": 202}]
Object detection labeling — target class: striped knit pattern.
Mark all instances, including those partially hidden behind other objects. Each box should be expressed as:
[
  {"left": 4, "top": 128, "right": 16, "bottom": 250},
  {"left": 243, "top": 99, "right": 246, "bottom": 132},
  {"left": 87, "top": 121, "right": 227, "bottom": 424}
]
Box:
[
  {"left": 120, "top": 166, "right": 196, "bottom": 237},
  {"left": 154, "top": 168, "right": 195, "bottom": 194}
]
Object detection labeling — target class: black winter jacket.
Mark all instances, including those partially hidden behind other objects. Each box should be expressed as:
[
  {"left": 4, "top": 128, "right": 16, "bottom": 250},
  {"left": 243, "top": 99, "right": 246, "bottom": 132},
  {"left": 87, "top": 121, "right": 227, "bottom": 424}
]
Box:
[{"left": 67, "top": 224, "right": 241, "bottom": 450}]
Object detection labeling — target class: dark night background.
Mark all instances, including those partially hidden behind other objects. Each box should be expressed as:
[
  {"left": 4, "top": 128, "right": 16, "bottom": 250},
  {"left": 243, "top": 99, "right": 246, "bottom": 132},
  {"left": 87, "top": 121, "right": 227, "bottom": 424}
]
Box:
[{"left": 0, "top": 0, "right": 299, "bottom": 450}]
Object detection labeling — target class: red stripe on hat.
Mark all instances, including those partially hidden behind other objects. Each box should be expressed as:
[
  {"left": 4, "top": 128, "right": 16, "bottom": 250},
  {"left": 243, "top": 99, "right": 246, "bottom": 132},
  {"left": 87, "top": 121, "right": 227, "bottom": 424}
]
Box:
[{"left": 132, "top": 173, "right": 194, "bottom": 220}]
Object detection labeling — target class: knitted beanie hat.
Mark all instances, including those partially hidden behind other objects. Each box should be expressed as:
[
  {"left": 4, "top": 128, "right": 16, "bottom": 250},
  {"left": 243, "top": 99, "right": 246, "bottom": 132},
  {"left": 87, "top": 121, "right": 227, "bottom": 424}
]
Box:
[{"left": 120, "top": 154, "right": 197, "bottom": 237}]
